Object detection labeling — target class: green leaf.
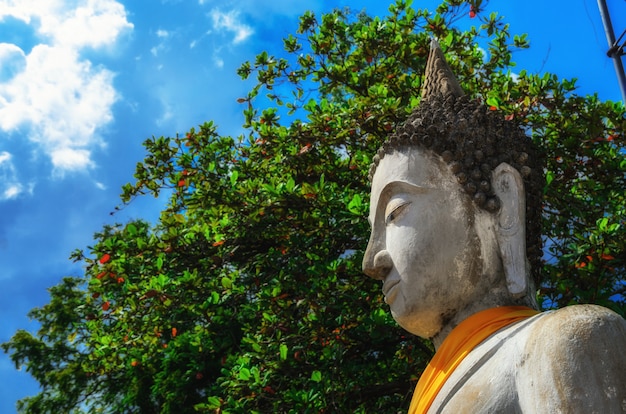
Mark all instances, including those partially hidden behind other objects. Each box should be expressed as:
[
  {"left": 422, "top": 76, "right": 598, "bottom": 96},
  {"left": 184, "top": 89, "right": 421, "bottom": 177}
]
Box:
[
  {"left": 311, "top": 370, "right": 322, "bottom": 383},
  {"left": 206, "top": 396, "right": 222, "bottom": 409},
  {"left": 230, "top": 170, "right": 239, "bottom": 187},
  {"left": 221, "top": 276, "right": 232, "bottom": 289},
  {"left": 347, "top": 193, "right": 363, "bottom": 215},
  {"left": 239, "top": 367, "right": 251, "bottom": 381},
  {"left": 126, "top": 223, "right": 137, "bottom": 236},
  {"left": 486, "top": 96, "right": 500, "bottom": 108}
]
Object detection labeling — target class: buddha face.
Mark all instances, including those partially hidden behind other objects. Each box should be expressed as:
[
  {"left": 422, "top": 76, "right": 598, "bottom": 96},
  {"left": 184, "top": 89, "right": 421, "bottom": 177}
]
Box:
[{"left": 363, "top": 147, "right": 501, "bottom": 338}]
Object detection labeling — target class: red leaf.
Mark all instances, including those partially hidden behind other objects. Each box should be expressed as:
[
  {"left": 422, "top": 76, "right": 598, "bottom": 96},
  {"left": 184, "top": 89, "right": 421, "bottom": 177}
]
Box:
[
  {"left": 102, "top": 301, "right": 111, "bottom": 311},
  {"left": 299, "top": 143, "right": 313, "bottom": 155}
]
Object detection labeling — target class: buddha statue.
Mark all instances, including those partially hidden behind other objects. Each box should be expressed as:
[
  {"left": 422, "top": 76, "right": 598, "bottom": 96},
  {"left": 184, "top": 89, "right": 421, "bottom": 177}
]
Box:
[{"left": 362, "top": 40, "right": 626, "bottom": 413}]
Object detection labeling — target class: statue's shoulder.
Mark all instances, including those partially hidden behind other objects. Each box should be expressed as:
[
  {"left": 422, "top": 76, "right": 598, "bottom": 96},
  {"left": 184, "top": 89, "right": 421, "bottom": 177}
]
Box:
[
  {"left": 433, "top": 306, "right": 626, "bottom": 413},
  {"left": 516, "top": 305, "right": 626, "bottom": 412},
  {"left": 528, "top": 304, "right": 626, "bottom": 344},
  {"left": 523, "top": 305, "right": 626, "bottom": 358}
]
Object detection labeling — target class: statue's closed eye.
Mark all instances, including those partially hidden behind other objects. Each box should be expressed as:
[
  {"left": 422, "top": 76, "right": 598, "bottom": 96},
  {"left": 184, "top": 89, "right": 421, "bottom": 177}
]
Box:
[{"left": 385, "top": 201, "right": 410, "bottom": 225}]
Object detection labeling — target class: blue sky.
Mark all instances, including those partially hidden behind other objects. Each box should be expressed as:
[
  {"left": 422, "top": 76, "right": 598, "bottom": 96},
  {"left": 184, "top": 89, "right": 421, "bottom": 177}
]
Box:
[{"left": 0, "top": 0, "right": 624, "bottom": 411}]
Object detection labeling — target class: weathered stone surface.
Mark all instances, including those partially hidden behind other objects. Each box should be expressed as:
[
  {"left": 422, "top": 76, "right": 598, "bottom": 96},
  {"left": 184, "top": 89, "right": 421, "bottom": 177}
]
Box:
[{"left": 363, "top": 147, "right": 530, "bottom": 342}]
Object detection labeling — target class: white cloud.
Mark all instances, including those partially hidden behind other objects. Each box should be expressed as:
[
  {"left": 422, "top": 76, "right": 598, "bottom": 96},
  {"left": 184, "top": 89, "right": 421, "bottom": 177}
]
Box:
[
  {"left": 213, "top": 55, "right": 224, "bottom": 68},
  {"left": 210, "top": 9, "right": 253, "bottom": 44},
  {"left": 0, "top": 45, "right": 116, "bottom": 170},
  {"left": 45, "top": 0, "right": 132, "bottom": 49},
  {"left": 3, "top": 185, "right": 21, "bottom": 199},
  {"left": 1, "top": 0, "right": 132, "bottom": 50},
  {"left": 50, "top": 148, "right": 93, "bottom": 172},
  {"left": 0, "top": 151, "right": 24, "bottom": 200},
  {"left": 0, "top": 0, "right": 133, "bottom": 176},
  {"left": 151, "top": 29, "right": 172, "bottom": 57},
  {"left": 156, "top": 100, "right": 174, "bottom": 126}
]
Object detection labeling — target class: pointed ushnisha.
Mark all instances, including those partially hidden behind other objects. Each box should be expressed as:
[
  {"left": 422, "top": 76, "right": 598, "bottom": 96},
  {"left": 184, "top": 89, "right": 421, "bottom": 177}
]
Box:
[{"left": 421, "top": 39, "right": 465, "bottom": 102}]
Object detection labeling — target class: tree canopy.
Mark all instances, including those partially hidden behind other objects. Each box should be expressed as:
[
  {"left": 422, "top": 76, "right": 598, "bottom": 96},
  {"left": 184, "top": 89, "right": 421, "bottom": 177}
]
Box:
[{"left": 3, "top": 0, "right": 625, "bottom": 412}]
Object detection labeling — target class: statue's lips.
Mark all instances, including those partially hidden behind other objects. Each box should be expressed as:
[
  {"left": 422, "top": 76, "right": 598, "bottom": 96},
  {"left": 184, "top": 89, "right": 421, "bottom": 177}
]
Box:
[{"left": 382, "top": 278, "right": 400, "bottom": 301}]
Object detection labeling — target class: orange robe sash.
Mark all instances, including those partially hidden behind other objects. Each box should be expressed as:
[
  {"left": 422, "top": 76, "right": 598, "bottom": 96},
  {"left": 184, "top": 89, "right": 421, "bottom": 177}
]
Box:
[{"left": 408, "top": 306, "right": 540, "bottom": 414}]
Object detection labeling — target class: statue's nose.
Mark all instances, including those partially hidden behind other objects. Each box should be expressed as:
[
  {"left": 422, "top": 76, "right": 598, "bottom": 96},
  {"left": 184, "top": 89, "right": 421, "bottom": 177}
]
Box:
[{"left": 362, "top": 238, "right": 393, "bottom": 280}]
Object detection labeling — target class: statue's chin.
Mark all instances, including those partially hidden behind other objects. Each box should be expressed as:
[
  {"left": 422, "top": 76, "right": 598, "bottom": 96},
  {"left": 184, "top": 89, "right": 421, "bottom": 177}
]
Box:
[{"left": 392, "top": 309, "right": 442, "bottom": 339}]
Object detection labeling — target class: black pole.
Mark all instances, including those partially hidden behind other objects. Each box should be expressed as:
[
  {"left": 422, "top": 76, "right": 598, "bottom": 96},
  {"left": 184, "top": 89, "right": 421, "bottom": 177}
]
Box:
[{"left": 597, "top": 0, "right": 626, "bottom": 102}]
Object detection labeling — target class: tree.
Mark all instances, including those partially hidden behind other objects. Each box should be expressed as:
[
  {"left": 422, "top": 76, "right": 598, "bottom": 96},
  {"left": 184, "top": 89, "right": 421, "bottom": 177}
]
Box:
[{"left": 3, "top": 0, "right": 625, "bottom": 412}]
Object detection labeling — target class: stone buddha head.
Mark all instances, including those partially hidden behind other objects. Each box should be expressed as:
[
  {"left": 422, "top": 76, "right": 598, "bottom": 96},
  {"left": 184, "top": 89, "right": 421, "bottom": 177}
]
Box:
[{"left": 362, "top": 41, "right": 543, "bottom": 344}]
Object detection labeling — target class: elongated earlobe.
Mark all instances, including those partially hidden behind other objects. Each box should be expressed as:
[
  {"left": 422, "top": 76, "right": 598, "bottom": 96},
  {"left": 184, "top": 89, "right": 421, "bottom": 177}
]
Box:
[{"left": 492, "top": 163, "right": 528, "bottom": 298}]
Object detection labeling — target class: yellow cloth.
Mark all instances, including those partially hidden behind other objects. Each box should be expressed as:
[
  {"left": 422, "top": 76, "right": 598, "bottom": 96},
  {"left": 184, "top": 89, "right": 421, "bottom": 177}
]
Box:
[{"left": 408, "top": 306, "right": 540, "bottom": 414}]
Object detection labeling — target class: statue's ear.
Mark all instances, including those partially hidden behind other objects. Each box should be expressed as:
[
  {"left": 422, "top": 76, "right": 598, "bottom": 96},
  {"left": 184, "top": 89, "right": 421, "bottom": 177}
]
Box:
[{"left": 492, "top": 163, "right": 528, "bottom": 298}]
